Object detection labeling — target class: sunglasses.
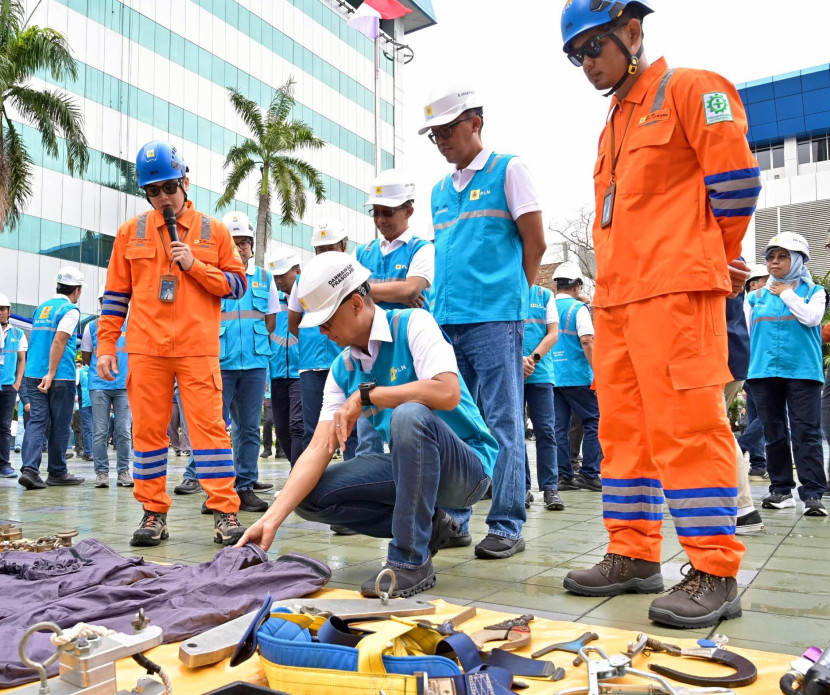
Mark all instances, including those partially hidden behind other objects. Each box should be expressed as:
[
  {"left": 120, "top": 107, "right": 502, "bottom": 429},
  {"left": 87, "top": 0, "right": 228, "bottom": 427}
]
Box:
[
  {"left": 369, "top": 204, "right": 409, "bottom": 218},
  {"left": 428, "top": 115, "right": 476, "bottom": 145},
  {"left": 144, "top": 180, "right": 182, "bottom": 197},
  {"left": 567, "top": 31, "right": 613, "bottom": 66}
]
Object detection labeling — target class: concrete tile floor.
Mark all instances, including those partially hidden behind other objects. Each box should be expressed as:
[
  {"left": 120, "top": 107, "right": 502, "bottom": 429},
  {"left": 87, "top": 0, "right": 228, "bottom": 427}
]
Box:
[{"left": 2, "top": 445, "right": 829, "bottom": 656}]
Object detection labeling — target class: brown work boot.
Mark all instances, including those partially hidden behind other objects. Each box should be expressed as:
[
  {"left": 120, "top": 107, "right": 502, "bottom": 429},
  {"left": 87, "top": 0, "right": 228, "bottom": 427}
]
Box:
[
  {"left": 130, "top": 509, "right": 169, "bottom": 547},
  {"left": 648, "top": 564, "right": 741, "bottom": 629},
  {"left": 213, "top": 510, "right": 246, "bottom": 546},
  {"left": 563, "top": 553, "right": 663, "bottom": 596}
]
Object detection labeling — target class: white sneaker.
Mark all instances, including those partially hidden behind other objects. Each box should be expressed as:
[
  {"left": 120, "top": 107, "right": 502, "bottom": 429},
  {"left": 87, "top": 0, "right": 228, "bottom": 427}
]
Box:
[{"left": 94, "top": 472, "right": 109, "bottom": 488}]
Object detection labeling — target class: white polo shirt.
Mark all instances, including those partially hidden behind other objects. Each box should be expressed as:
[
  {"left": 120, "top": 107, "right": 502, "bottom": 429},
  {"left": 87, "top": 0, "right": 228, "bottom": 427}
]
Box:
[{"left": 319, "top": 307, "right": 457, "bottom": 420}]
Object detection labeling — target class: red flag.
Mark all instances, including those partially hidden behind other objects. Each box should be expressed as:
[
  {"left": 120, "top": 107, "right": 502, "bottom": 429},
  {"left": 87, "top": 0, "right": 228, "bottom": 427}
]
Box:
[{"left": 363, "top": 0, "right": 412, "bottom": 20}]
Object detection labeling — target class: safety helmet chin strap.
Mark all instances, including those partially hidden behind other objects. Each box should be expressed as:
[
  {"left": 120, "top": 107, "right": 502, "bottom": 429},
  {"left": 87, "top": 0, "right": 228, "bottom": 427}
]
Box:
[{"left": 603, "top": 33, "right": 644, "bottom": 97}]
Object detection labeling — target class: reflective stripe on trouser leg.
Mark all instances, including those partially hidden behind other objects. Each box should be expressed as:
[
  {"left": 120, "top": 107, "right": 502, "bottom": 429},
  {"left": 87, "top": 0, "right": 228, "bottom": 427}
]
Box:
[
  {"left": 127, "top": 354, "right": 176, "bottom": 513},
  {"left": 595, "top": 295, "right": 745, "bottom": 577},
  {"left": 176, "top": 355, "right": 240, "bottom": 513}
]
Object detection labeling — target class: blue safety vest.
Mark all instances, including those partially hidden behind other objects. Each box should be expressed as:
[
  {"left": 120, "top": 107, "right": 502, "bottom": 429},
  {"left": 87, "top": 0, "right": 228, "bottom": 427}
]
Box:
[
  {"left": 269, "top": 292, "right": 300, "bottom": 380},
  {"left": 219, "top": 265, "right": 273, "bottom": 371},
  {"left": 87, "top": 319, "right": 129, "bottom": 390},
  {"left": 523, "top": 285, "right": 555, "bottom": 385},
  {"left": 25, "top": 297, "right": 79, "bottom": 380},
  {"left": 330, "top": 309, "right": 498, "bottom": 476},
  {"left": 747, "top": 283, "right": 824, "bottom": 383},
  {"left": 430, "top": 152, "right": 528, "bottom": 325},
  {"left": 78, "top": 365, "right": 92, "bottom": 408},
  {"left": 294, "top": 276, "right": 342, "bottom": 370},
  {"left": 356, "top": 236, "right": 432, "bottom": 311},
  {"left": 1, "top": 325, "right": 24, "bottom": 386},
  {"left": 551, "top": 296, "right": 594, "bottom": 387}
]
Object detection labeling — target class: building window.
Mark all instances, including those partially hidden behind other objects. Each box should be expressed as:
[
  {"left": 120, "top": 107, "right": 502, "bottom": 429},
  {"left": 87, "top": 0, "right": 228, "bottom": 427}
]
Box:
[
  {"left": 796, "top": 134, "right": 830, "bottom": 165},
  {"left": 752, "top": 142, "right": 784, "bottom": 171},
  {"left": 772, "top": 144, "right": 785, "bottom": 168},
  {"left": 755, "top": 148, "right": 771, "bottom": 171}
]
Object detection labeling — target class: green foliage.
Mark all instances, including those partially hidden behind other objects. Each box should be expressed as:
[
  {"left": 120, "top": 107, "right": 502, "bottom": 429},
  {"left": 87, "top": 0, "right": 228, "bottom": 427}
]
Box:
[
  {"left": 812, "top": 270, "right": 830, "bottom": 367},
  {"left": 0, "top": 0, "right": 88, "bottom": 230},
  {"left": 216, "top": 78, "right": 326, "bottom": 266}
]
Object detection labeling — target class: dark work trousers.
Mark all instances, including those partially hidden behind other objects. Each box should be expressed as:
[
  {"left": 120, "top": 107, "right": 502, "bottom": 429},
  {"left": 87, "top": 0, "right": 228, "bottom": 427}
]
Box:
[
  {"left": 747, "top": 377, "right": 827, "bottom": 501},
  {"left": 299, "top": 370, "right": 356, "bottom": 459},
  {"left": 821, "top": 367, "right": 830, "bottom": 483},
  {"left": 262, "top": 398, "right": 275, "bottom": 454},
  {"left": 738, "top": 381, "right": 766, "bottom": 466},
  {"left": 569, "top": 412, "right": 584, "bottom": 470},
  {"left": 0, "top": 386, "right": 18, "bottom": 467},
  {"left": 271, "top": 378, "right": 303, "bottom": 466}
]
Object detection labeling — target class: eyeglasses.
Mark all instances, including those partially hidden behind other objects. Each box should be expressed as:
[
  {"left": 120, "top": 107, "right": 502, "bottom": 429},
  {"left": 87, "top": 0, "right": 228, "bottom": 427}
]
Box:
[
  {"left": 369, "top": 204, "right": 409, "bottom": 218},
  {"left": 428, "top": 115, "right": 476, "bottom": 145},
  {"left": 765, "top": 251, "right": 791, "bottom": 263},
  {"left": 567, "top": 31, "right": 613, "bottom": 66},
  {"left": 144, "top": 180, "right": 182, "bottom": 197}
]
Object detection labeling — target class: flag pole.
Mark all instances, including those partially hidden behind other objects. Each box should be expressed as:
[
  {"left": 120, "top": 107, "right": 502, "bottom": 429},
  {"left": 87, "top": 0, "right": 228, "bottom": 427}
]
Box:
[{"left": 374, "top": 34, "right": 382, "bottom": 176}]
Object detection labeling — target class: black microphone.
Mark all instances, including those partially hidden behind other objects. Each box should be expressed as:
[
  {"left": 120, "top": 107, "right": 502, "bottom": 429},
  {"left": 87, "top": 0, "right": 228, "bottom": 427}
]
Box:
[{"left": 162, "top": 206, "right": 182, "bottom": 269}]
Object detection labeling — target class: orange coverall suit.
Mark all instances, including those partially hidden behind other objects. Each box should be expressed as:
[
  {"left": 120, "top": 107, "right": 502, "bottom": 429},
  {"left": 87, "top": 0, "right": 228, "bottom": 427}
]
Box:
[
  {"left": 592, "top": 57, "right": 760, "bottom": 577},
  {"left": 98, "top": 202, "right": 247, "bottom": 514}
]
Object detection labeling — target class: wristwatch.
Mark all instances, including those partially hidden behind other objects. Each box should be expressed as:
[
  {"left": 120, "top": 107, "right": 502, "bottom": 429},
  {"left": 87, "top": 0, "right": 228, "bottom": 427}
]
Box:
[
  {"left": 531, "top": 352, "right": 542, "bottom": 364},
  {"left": 359, "top": 381, "right": 377, "bottom": 407}
]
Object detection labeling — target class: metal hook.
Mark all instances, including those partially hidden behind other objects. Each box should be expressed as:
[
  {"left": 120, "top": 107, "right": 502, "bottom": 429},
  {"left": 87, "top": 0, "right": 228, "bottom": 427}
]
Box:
[
  {"left": 375, "top": 568, "right": 396, "bottom": 605},
  {"left": 18, "top": 621, "right": 64, "bottom": 695}
]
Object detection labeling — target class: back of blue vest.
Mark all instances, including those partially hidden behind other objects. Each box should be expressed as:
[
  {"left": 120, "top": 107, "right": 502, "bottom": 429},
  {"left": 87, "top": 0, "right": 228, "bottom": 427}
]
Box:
[
  {"left": 551, "top": 296, "right": 594, "bottom": 387},
  {"left": 269, "top": 292, "right": 299, "bottom": 380},
  {"left": 1, "top": 326, "right": 24, "bottom": 386},
  {"left": 430, "top": 153, "right": 528, "bottom": 325},
  {"left": 330, "top": 309, "right": 498, "bottom": 476},
  {"left": 356, "top": 237, "right": 432, "bottom": 312},
  {"left": 88, "top": 319, "right": 129, "bottom": 390},
  {"left": 523, "top": 285, "right": 555, "bottom": 384},
  {"left": 220, "top": 265, "right": 272, "bottom": 371},
  {"left": 25, "top": 297, "right": 79, "bottom": 380}
]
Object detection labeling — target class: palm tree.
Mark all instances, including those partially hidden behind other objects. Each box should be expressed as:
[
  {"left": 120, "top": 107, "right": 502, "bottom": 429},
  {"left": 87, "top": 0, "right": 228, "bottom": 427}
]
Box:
[
  {"left": 0, "top": 0, "right": 88, "bottom": 231},
  {"left": 216, "top": 78, "right": 326, "bottom": 266}
]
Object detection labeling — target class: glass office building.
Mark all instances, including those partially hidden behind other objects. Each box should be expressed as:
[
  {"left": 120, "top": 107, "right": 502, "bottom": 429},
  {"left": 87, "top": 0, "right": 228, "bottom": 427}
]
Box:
[
  {"left": 737, "top": 64, "right": 830, "bottom": 274},
  {"left": 0, "top": 0, "right": 436, "bottom": 321}
]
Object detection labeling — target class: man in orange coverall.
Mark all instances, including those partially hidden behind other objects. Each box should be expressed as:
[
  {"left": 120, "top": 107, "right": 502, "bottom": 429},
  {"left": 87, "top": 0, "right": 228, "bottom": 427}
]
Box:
[
  {"left": 97, "top": 141, "right": 249, "bottom": 547},
  {"left": 559, "top": 0, "right": 760, "bottom": 628}
]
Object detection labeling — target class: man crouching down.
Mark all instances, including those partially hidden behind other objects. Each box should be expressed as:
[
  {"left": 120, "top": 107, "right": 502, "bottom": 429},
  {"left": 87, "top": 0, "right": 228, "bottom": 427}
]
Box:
[{"left": 237, "top": 252, "right": 497, "bottom": 596}]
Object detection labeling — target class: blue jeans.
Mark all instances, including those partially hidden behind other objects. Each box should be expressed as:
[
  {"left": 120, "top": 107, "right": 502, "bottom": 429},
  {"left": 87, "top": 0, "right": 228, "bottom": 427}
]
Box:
[
  {"left": 442, "top": 321, "right": 525, "bottom": 540},
  {"left": 91, "top": 389, "right": 132, "bottom": 473},
  {"left": 221, "top": 368, "right": 267, "bottom": 491},
  {"left": 300, "top": 369, "right": 357, "bottom": 459},
  {"left": 748, "top": 377, "right": 827, "bottom": 501},
  {"left": 523, "top": 383, "right": 558, "bottom": 491},
  {"left": 80, "top": 405, "right": 93, "bottom": 455},
  {"left": 21, "top": 377, "right": 75, "bottom": 477},
  {"left": 356, "top": 416, "right": 385, "bottom": 456},
  {"left": 296, "top": 403, "right": 490, "bottom": 568},
  {"left": 738, "top": 382, "right": 766, "bottom": 466},
  {"left": 15, "top": 407, "right": 25, "bottom": 450},
  {"left": 554, "top": 386, "right": 602, "bottom": 479}
]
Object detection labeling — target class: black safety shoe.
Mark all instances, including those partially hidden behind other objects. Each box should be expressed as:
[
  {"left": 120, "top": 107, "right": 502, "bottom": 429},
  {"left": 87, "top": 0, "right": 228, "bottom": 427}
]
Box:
[
  {"left": 564, "top": 553, "right": 663, "bottom": 596},
  {"left": 131, "top": 509, "right": 169, "bottom": 547},
  {"left": 429, "top": 509, "right": 468, "bottom": 554},
  {"left": 474, "top": 534, "right": 525, "bottom": 559},
  {"left": 238, "top": 489, "right": 268, "bottom": 512},
  {"left": 18, "top": 469, "right": 46, "bottom": 490},
  {"left": 543, "top": 489, "right": 565, "bottom": 511},
  {"left": 804, "top": 498, "right": 828, "bottom": 517},
  {"left": 253, "top": 480, "right": 274, "bottom": 493},
  {"left": 213, "top": 511, "right": 246, "bottom": 545},
  {"left": 748, "top": 466, "right": 768, "bottom": 480},
  {"left": 360, "top": 561, "right": 436, "bottom": 598},
  {"left": 174, "top": 478, "right": 202, "bottom": 495},
  {"left": 259, "top": 449, "right": 272, "bottom": 459},
  {"left": 573, "top": 472, "right": 602, "bottom": 492},
  {"left": 736, "top": 509, "right": 765, "bottom": 534},
  {"left": 558, "top": 477, "right": 579, "bottom": 491},
  {"left": 330, "top": 525, "right": 358, "bottom": 535},
  {"left": 648, "top": 564, "right": 741, "bottom": 629},
  {"left": 46, "top": 472, "right": 85, "bottom": 486},
  {"left": 525, "top": 490, "right": 534, "bottom": 509}
]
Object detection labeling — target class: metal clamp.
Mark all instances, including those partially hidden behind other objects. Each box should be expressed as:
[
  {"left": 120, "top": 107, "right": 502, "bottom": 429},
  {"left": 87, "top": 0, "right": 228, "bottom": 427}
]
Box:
[
  {"left": 19, "top": 622, "right": 64, "bottom": 695},
  {"left": 375, "top": 568, "right": 396, "bottom": 605}
]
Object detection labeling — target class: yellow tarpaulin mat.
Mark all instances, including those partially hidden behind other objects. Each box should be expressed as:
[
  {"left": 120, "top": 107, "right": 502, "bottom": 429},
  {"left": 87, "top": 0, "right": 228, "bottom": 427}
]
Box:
[{"left": 5, "top": 588, "right": 798, "bottom": 694}]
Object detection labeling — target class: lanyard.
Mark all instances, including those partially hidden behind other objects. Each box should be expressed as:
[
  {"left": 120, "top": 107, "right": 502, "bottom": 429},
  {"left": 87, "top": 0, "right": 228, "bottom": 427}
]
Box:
[{"left": 609, "top": 103, "right": 636, "bottom": 184}]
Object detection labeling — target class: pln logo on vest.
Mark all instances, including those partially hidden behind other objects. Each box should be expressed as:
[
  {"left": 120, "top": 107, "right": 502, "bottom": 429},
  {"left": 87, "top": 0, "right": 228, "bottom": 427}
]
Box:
[
  {"left": 469, "top": 189, "right": 490, "bottom": 202},
  {"left": 395, "top": 264, "right": 408, "bottom": 271},
  {"left": 39, "top": 306, "right": 53, "bottom": 319},
  {"left": 389, "top": 365, "right": 407, "bottom": 382}
]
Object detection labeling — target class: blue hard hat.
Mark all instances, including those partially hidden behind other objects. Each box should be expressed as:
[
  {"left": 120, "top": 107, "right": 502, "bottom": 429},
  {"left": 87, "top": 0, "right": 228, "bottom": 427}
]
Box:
[
  {"left": 135, "top": 140, "right": 189, "bottom": 187},
  {"left": 561, "top": 0, "right": 654, "bottom": 53}
]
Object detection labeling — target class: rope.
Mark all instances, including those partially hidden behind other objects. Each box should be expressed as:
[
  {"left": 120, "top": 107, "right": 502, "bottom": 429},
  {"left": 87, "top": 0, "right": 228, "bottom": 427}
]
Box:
[{"left": 50, "top": 623, "right": 115, "bottom": 646}]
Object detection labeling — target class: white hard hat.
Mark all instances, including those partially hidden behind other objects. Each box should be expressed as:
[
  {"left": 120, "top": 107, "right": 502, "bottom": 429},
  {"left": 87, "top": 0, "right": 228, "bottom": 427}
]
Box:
[
  {"left": 764, "top": 232, "right": 810, "bottom": 262},
  {"left": 266, "top": 251, "right": 301, "bottom": 276},
  {"left": 297, "top": 252, "right": 371, "bottom": 328},
  {"left": 311, "top": 218, "right": 348, "bottom": 248},
  {"left": 0, "top": 293, "right": 10, "bottom": 307},
  {"left": 418, "top": 87, "right": 482, "bottom": 135},
  {"left": 365, "top": 169, "right": 416, "bottom": 207},
  {"left": 553, "top": 261, "right": 583, "bottom": 282},
  {"left": 747, "top": 263, "right": 769, "bottom": 281},
  {"left": 56, "top": 266, "right": 87, "bottom": 287},
  {"left": 223, "top": 211, "right": 254, "bottom": 240}
]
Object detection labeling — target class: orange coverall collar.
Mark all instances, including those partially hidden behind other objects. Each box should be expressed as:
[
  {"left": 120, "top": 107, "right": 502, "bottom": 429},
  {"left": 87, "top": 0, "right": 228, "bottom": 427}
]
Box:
[{"left": 615, "top": 56, "right": 668, "bottom": 106}]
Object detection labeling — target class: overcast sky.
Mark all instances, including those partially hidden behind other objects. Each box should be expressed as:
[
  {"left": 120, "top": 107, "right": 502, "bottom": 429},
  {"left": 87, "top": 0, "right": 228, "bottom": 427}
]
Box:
[{"left": 397, "top": 0, "right": 830, "bottom": 240}]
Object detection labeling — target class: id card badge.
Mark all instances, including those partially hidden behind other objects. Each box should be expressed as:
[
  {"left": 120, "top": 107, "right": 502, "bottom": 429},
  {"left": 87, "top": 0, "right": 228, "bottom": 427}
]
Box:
[
  {"left": 601, "top": 182, "right": 616, "bottom": 228},
  {"left": 159, "top": 274, "right": 178, "bottom": 303}
]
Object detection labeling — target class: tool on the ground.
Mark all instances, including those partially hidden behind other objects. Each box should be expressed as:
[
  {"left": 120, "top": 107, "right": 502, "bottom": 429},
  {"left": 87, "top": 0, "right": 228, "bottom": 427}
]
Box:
[
  {"left": 780, "top": 641, "right": 830, "bottom": 695},
  {"left": 532, "top": 630, "right": 599, "bottom": 665},
  {"left": 415, "top": 604, "right": 478, "bottom": 635},
  {"left": 179, "top": 595, "right": 436, "bottom": 667},
  {"left": 470, "top": 614, "right": 534, "bottom": 652},
  {"left": 1, "top": 529, "right": 79, "bottom": 554},
  {"left": 638, "top": 634, "right": 757, "bottom": 688},
  {"left": 14, "top": 609, "right": 167, "bottom": 694},
  {"left": 555, "top": 645, "right": 736, "bottom": 695},
  {"left": 1, "top": 523, "right": 23, "bottom": 542}
]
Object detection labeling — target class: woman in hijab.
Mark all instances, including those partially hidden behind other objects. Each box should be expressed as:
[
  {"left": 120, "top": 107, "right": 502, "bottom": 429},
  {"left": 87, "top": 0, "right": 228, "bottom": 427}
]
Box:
[{"left": 746, "top": 232, "right": 828, "bottom": 516}]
